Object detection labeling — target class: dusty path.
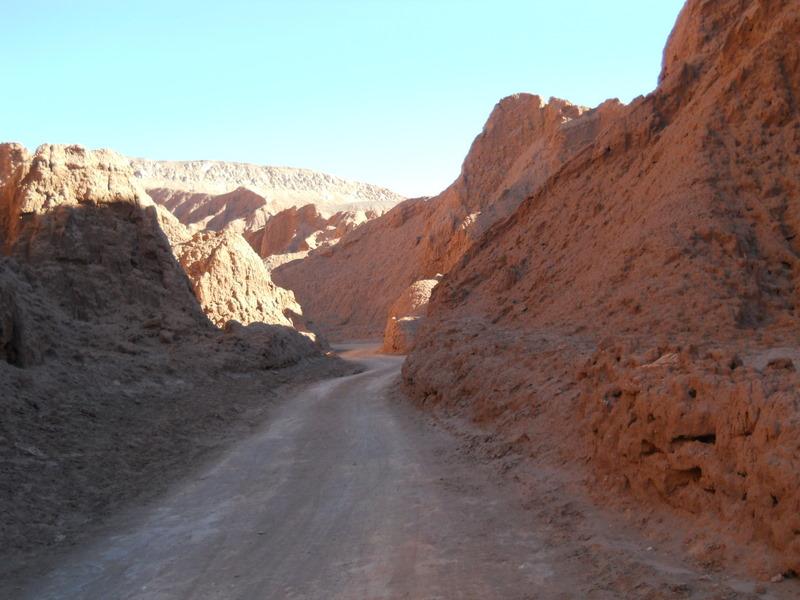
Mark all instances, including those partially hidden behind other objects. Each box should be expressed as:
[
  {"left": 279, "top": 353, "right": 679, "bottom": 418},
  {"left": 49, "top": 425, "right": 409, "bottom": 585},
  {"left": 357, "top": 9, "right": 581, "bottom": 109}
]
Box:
[{"left": 4, "top": 345, "right": 796, "bottom": 599}]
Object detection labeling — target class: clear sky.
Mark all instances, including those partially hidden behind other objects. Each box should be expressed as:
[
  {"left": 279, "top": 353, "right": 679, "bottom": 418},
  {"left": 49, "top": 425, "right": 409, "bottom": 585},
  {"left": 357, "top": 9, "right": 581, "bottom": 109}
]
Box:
[{"left": 2, "top": 1, "right": 685, "bottom": 197}]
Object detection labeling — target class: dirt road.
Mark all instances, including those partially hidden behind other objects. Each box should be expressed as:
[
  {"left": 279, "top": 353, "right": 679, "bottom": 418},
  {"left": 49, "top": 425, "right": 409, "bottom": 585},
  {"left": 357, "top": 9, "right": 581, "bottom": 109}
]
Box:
[{"left": 5, "top": 345, "right": 797, "bottom": 599}]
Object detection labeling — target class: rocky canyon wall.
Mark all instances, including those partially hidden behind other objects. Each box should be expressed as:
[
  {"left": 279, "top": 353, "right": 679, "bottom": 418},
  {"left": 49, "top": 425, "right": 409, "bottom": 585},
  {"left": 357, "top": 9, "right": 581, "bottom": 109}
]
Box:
[
  {"left": 403, "top": 0, "right": 800, "bottom": 575},
  {"left": 0, "top": 144, "right": 337, "bottom": 560}
]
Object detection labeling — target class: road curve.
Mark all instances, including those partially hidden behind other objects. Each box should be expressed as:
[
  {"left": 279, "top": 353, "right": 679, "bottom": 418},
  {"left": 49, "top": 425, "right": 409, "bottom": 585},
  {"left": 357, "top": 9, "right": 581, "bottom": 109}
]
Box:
[{"left": 12, "top": 344, "right": 555, "bottom": 599}]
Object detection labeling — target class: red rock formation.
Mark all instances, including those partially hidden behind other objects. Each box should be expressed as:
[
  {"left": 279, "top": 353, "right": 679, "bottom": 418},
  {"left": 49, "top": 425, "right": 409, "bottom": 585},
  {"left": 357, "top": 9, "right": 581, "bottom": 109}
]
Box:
[
  {"left": 147, "top": 180, "right": 387, "bottom": 269},
  {"left": 243, "top": 204, "right": 374, "bottom": 258},
  {"left": 1, "top": 144, "right": 317, "bottom": 342},
  {"left": 173, "top": 228, "right": 305, "bottom": 329},
  {"left": 403, "top": 0, "right": 800, "bottom": 575},
  {"left": 1, "top": 145, "right": 197, "bottom": 336},
  {"left": 275, "top": 94, "right": 620, "bottom": 339},
  {"left": 245, "top": 204, "right": 325, "bottom": 256},
  {"left": 275, "top": 197, "right": 433, "bottom": 339}
]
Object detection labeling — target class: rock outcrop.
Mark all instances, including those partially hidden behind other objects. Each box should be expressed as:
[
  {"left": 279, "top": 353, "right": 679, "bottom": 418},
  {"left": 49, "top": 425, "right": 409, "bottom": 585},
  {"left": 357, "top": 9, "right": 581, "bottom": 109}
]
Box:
[
  {"left": 0, "top": 144, "right": 339, "bottom": 561},
  {"left": 244, "top": 204, "right": 374, "bottom": 259},
  {"left": 382, "top": 278, "right": 439, "bottom": 354},
  {"left": 173, "top": 228, "right": 303, "bottom": 329},
  {"left": 0, "top": 142, "right": 323, "bottom": 364},
  {"left": 0, "top": 145, "right": 200, "bottom": 334},
  {"left": 274, "top": 94, "right": 623, "bottom": 340},
  {"left": 151, "top": 202, "right": 321, "bottom": 340},
  {"left": 402, "top": 0, "right": 800, "bottom": 576}
]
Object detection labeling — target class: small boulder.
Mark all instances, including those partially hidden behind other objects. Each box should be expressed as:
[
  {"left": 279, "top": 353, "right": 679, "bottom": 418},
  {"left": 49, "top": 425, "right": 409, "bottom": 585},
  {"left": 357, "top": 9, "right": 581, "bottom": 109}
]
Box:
[{"left": 382, "top": 278, "right": 440, "bottom": 354}]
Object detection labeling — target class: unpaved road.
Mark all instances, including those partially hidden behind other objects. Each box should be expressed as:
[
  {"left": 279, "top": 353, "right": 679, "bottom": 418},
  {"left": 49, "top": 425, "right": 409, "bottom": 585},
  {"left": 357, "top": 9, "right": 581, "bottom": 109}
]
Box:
[{"left": 5, "top": 345, "right": 797, "bottom": 599}]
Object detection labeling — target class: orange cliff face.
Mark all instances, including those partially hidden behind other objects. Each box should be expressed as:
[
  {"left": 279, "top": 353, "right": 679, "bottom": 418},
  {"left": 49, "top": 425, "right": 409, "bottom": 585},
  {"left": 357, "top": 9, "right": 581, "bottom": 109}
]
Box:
[
  {"left": 403, "top": 0, "right": 800, "bottom": 576},
  {"left": 413, "top": 0, "right": 800, "bottom": 341},
  {"left": 0, "top": 144, "right": 30, "bottom": 252},
  {"left": 273, "top": 93, "right": 624, "bottom": 341}
]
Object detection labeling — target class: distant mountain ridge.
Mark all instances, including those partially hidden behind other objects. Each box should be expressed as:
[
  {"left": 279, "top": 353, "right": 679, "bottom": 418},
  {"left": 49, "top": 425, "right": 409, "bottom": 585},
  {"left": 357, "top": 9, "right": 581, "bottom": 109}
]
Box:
[{"left": 130, "top": 158, "right": 404, "bottom": 218}]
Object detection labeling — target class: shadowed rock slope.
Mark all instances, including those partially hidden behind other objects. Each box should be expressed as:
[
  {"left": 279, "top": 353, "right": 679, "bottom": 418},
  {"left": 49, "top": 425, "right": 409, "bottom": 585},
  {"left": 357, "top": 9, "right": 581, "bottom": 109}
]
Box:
[
  {"left": 0, "top": 144, "right": 347, "bottom": 566},
  {"left": 403, "top": 0, "right": 800, "bottom": 576}
]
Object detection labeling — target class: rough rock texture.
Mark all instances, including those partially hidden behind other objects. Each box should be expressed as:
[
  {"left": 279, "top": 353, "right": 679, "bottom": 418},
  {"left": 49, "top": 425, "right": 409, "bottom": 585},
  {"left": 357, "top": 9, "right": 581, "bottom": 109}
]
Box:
[
  {"left": 402, "top": 0, "right": 800, "bottom": 576},
  {"left": 151, "top": 206, "right": 320, "bottom": 340},
  {"left": 382, "top": 278, "right": 439, "bottom": 354},
  {"left": 0, "top": 143, "right": 31, "bottom": 251},
  {"left": 244, "top": 204, "right": 374, "bottom": 259},
  {"left": 0, "top": 144, "right": 343, "bottom": 563},
  {"left": 2, "top": 144, "right": 155, "bottom": 250},
  {"left": 154, "top": 203, "right": 193, "bottom": 245},
  {"left": 174, "top": 228, "right": 302, "bottom": 329},
  {"left": 580, "top": 343, "right": 800, "bottom": 567},
  {"left": 275, "top": 94, "right": 623, "bottom": 339}
]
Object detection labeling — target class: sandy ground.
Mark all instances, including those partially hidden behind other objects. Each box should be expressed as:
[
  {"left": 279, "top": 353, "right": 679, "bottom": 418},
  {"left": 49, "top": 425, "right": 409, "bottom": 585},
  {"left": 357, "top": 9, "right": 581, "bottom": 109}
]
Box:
[{"left": 3, "top": 345, "right": 798, "bottom": 599}]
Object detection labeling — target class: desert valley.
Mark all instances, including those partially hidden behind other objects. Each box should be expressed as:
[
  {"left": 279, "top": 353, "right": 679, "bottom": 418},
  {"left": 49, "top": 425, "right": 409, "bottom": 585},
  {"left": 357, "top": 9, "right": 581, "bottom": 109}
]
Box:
[{"left": 2, "top": 0, "right": 800, "bottom": 598}]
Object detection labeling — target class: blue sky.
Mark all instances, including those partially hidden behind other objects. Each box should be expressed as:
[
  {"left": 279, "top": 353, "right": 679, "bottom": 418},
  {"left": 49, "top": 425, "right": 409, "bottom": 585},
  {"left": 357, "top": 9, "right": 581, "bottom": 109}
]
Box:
[{"left": 3, "top": 1, "right": 685, "bottom": 197}]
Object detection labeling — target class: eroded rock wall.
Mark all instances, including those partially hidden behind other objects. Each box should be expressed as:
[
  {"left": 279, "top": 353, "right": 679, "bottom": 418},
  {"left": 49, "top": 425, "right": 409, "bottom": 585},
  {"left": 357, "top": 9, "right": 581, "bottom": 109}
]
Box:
[
  {"left": 403, "top": 0, "right": 800, "bottom": 574},
  {"left": 0, "top": 144, "right": 334, "bottom": 560}
]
